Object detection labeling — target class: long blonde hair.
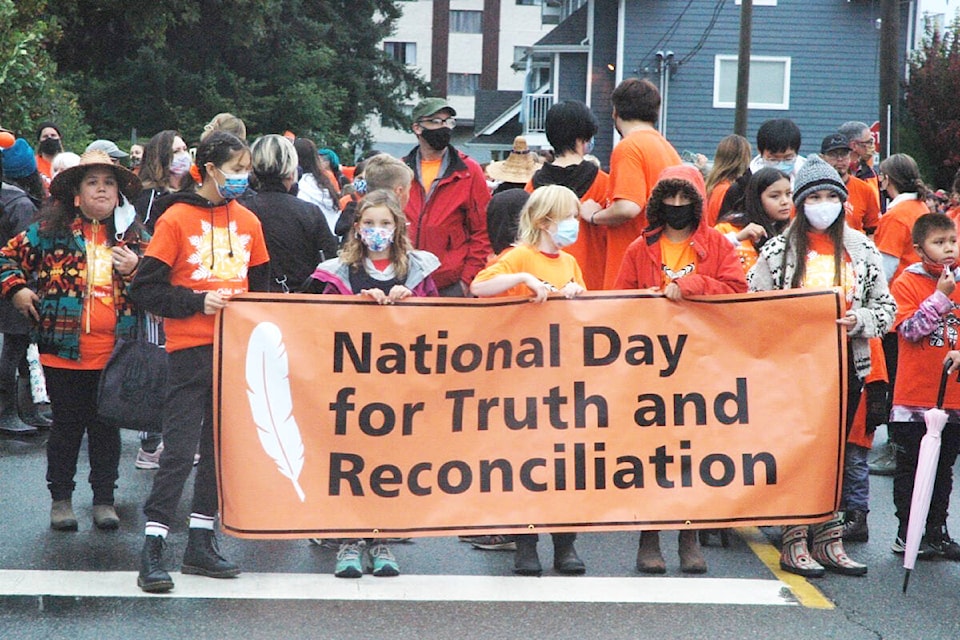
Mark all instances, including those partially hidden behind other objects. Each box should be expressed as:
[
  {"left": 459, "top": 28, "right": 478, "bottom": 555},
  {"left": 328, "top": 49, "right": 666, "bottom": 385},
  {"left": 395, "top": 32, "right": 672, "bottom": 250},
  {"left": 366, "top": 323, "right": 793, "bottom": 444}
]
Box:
[
  {"left": 517, "top": 184, "right": 580, "bottom": 247},
  {"left": 705, "top": 134, "right": 751, "bottom": 196},
  {"left": 339, "top": 189, "right": 414, "bottom": 279}
]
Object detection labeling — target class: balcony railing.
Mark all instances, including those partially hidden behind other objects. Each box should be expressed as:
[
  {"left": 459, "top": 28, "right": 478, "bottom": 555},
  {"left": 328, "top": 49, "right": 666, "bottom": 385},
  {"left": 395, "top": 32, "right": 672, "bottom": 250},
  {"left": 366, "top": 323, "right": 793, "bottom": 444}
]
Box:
[{"left": 523, "top": 92, "right": 555, "bottom": 134}]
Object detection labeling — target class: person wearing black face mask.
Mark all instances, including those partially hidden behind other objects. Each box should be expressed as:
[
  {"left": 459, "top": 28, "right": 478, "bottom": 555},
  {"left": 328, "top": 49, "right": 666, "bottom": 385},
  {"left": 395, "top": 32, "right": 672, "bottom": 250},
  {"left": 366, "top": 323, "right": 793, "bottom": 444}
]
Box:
[
  {"left": 402, "top": 98, "right": 492, "bottom": 298},
  {"left": 35, "top": 121, "right": 64, "bottom": 191},
  {"left": 612, "top": 163, "right": 747, "bottom": 576}
]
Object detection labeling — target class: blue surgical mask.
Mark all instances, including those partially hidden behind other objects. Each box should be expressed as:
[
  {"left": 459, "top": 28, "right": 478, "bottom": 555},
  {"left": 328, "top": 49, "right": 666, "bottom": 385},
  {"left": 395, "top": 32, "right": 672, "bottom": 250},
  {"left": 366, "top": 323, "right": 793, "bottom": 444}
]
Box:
[
  {"left": 584, "top": 137, "right": 595, "bottom": 155},
  {"left": 215, "top": 170, "right": 249, "bottom": 200},
  {"left": 551, "top": 217, "right": 580, "bottom": 248},
  {"left": 765, "top": 157, "right": 796, "bottom": 175},
  {"left": 359, "top": 227, "right": 393, "bottom": 252}
]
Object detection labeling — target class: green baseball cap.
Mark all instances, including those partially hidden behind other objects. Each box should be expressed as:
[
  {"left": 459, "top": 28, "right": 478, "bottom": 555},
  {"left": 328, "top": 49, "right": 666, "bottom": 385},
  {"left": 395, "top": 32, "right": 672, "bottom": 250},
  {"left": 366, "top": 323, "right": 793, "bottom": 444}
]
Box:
[{"left": 412, "top": 98, "right": 457, "bottom": 122}]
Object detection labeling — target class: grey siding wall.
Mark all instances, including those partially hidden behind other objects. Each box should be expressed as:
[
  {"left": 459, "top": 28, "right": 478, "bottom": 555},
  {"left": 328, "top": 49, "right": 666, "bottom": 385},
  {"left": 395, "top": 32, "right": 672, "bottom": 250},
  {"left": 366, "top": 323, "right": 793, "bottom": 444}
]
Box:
[
  {"left": 618, "top": 1, "right": 889, "bottom": 160},
  {"left": 557, "top": 53, "right": 588, "bottom": 103}
]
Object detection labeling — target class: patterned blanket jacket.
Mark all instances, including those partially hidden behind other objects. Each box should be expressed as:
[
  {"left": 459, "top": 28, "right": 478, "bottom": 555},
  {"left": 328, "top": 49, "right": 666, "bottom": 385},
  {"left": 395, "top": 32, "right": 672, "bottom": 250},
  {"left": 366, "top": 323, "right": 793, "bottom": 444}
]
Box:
[{"left": 0, "top": 216, "right": 141, "bottom": 361}]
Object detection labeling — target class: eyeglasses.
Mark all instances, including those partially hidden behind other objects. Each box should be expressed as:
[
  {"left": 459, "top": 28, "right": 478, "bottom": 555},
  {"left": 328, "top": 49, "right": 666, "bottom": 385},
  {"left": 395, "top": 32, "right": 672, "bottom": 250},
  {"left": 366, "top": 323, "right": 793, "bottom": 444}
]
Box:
[
  {"left": 418, "top": 117, "right": 456, "bottom": 129},
  {"left": 852, "top": 138, "right": 874, "bottom": 147}
]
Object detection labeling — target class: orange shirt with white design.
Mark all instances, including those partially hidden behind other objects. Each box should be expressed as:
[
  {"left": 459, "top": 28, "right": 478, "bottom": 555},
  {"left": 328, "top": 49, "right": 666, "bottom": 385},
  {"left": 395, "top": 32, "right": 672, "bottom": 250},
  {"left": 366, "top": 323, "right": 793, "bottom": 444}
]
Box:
[{"left": 143, "top": 200, "right": 269, "bottom": 352}]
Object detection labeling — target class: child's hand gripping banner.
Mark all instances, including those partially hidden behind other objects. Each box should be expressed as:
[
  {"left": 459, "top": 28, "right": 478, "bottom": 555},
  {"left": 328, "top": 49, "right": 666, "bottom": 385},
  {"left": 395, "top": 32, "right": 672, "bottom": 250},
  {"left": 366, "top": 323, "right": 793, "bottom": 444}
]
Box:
[{"left": 214, "top": 289, "right": 847, "bottom": 539}]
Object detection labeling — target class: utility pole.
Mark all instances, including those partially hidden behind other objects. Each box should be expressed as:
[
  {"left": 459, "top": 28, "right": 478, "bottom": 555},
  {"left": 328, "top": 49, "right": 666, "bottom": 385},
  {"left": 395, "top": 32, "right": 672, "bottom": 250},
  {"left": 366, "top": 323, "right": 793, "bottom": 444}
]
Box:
[
  {"left": 733, "top": 0, "right": 753, "bottom": 137},
  {"left": 734, "top": 0, "right": 752, "bottom": 137},
  {"left": 878, "top": 0, "right": 900, "bottom": 158}
]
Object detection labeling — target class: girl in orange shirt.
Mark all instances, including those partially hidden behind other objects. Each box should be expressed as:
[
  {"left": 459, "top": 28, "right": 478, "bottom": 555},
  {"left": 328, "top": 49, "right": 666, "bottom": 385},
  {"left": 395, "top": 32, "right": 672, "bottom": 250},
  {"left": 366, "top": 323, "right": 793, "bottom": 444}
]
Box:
[
  {"left": 749, "top": 155, "right": 896, "bottom": 579},
  {"left": 715, "top": 167, "right": 791, "bottom": 273}
]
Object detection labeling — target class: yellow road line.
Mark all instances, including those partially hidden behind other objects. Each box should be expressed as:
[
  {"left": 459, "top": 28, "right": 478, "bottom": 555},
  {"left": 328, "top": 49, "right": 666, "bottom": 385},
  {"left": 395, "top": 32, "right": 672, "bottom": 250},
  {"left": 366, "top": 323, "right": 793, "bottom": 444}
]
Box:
[{"left": 736, "top": 526, "right": 835, "bottom": 610}]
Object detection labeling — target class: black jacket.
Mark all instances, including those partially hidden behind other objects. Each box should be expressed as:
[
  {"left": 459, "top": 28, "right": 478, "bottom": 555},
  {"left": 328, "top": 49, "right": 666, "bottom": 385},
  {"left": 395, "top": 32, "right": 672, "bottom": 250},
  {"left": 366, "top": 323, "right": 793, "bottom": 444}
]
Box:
[{"left": 239, "top": 181, "right": 338, "bottom": 292}]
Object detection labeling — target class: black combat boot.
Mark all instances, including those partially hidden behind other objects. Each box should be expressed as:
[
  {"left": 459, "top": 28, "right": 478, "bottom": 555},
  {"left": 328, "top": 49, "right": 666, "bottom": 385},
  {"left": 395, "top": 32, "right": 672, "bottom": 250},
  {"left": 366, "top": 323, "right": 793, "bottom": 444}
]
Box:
[
  {"left": 181, "top": 528, "right": 241, "bottom": 578},
  {"left": 138, "top": 535, "right": 174, "bottom": 593}
]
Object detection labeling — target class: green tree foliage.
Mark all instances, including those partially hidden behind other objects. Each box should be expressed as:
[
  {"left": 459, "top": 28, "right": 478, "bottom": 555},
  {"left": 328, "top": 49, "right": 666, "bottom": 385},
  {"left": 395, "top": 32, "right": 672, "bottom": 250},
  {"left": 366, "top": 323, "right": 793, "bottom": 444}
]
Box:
[
  {"left": 0, "top": 0, "right": 90, "bottom": 150},
  {"left": 47, "top": 0, "right": 428, "bottom": 161},
  {"left": 906, "top": 15, "right": 960, "bottom": 188}
]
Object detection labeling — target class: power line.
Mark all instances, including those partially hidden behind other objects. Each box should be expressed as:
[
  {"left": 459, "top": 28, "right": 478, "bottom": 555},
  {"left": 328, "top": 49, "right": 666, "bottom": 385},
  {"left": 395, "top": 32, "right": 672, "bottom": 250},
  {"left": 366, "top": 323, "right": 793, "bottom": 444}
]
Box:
[
  {"left": 638, "top": 0, "right": 696, "bottom": 71},
  {"left": 679, "top": 0, "right": 728, "bottom": 66}
]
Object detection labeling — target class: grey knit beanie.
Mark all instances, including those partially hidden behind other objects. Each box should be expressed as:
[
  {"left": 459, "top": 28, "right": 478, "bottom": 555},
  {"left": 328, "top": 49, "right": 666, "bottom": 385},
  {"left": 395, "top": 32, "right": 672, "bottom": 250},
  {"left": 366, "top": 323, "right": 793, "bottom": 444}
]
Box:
[{"left": 793, "top": 154, "right": 847, "bottom": 205}]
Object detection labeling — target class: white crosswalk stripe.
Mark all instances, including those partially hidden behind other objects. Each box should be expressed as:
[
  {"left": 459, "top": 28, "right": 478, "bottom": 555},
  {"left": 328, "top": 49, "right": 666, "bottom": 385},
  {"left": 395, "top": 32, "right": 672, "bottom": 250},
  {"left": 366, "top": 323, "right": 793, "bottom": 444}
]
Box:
[{"left": 0, "top": 570, "right": 799, "bottom": 605}]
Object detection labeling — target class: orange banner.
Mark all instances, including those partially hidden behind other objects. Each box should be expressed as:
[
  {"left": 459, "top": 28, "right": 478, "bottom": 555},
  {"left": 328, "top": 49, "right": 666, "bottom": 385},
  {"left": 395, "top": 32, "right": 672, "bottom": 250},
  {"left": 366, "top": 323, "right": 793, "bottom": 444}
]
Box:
[{"left": 214, "top": 289, "right": 847, "bottom": 539}]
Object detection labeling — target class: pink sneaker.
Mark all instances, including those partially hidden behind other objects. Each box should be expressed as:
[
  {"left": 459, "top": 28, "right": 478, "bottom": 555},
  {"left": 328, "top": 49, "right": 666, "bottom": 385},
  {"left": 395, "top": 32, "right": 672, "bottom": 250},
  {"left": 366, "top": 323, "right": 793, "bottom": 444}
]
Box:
[{"left": 135, "top": 442, "right": 164, "bottom": 470}]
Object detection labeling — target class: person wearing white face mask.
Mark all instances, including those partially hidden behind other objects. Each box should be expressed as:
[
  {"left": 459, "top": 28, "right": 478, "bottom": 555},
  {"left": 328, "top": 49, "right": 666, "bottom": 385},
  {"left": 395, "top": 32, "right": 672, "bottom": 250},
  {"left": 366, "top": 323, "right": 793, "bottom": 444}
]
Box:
[{"left": 748, "top": 154, "right": 897, "bottom": 578}]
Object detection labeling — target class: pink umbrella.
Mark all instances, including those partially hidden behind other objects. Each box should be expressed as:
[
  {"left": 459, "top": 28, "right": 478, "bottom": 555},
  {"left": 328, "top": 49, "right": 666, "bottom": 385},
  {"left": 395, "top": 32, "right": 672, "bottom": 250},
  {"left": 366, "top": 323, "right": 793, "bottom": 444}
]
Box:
[{"left": 902, "top": 362, "right": 953, "bottom": 593}]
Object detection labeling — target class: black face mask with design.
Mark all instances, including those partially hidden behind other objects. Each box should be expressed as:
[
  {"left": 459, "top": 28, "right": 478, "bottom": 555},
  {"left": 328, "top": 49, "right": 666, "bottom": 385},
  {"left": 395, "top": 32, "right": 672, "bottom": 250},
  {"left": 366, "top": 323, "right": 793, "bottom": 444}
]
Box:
[
  {"left": 660, "top": 203, "right": 698, "bottom": 230},
  {"left": 39, "top": 138, "right": 62, "bottom": 156},
  {"left": 419, "top": 127, "right": 452, "bottom": 151}
]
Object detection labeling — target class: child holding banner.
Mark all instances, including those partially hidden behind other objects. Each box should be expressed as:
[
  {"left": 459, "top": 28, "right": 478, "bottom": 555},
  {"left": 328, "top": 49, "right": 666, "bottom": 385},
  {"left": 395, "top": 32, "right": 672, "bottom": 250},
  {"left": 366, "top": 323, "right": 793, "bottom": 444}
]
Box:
[
  {"left": 612, "top": 163, "right": 746, "bottom": 574},
  {"left": 130, "top": 131, "right": 271, "bottom": 593},
  {"left": 305, "top": 189, "right": 440, "bottom": 577},
  {"left": 471, "top": 184, "right": 587, "bottom": 576},
  {"left": 888, "top": 213, "right": 960, "bottom": 560},
  {"left": 748, "top": 154, "right": 896, "bottom": 578},
  {"left": 471, "top": 184, "right": 586, "bottom": 303}
]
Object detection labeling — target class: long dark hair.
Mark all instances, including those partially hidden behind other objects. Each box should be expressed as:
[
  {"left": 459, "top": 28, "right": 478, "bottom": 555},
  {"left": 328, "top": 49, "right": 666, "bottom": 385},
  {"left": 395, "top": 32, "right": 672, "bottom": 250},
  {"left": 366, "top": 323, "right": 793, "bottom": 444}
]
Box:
[
  {"left": 294, "top": 137, "right": 340, "bottom": 209},
  {"left": 782, "top": 199, "right": 846, "bottom": 289},
  {"left": 879, "top": 153, "right": 930, "bottom": 201},
  {"left": 741, "top": 167, "right": 791, "bottom": 250}
]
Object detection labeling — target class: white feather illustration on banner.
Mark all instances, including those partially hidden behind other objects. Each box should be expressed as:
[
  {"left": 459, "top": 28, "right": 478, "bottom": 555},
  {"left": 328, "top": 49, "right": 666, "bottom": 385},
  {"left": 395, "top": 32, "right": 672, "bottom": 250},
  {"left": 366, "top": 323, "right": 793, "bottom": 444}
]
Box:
[{"left": 246, "top": 322, "right": 306, "bottom": 502}]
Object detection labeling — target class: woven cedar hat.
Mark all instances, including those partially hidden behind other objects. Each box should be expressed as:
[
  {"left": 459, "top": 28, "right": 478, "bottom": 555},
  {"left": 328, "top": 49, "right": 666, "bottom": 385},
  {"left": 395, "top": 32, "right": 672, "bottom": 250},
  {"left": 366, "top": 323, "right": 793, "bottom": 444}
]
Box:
[
  {"left": 49, "top": 149, "right": 142, "bottom": 203},
  {"left": 486, "top": 136, "right": 540, "bottom": 183}
]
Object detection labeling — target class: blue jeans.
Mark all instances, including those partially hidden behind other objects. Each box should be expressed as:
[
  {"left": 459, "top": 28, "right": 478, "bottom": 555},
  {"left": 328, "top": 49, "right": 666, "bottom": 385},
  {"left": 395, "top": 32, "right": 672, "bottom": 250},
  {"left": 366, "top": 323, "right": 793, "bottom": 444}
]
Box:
[{"left": 842, "top": 443, "right": 870, "bottom": 512}]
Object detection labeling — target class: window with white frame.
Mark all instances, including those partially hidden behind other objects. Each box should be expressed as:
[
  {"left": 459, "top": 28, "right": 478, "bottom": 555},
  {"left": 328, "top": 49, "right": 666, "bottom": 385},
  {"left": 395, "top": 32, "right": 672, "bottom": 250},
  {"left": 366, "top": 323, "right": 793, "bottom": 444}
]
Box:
[
  {"left": 713, "top": 55, "right": 790, "bottom": 110},
  {"left": 450, "top": 10, "right": 483, "bottom": 33},
  {"left": 448, "top": 73, "right": 481, "bottom": 96},
  {"left": 383, "top": 42, "right": 417, "bottom": 65}
]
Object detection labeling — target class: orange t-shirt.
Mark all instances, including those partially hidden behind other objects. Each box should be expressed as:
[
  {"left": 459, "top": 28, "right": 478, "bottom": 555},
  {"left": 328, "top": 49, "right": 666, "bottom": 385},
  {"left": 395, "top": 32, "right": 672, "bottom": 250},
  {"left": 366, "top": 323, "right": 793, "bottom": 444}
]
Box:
[
  {"left": 144, "top": 200, "right": 270, "bottom": 352},
  {"left": 714, "top": 221, "right": 758, "bottom": 273},
  {"left": 948, "top": 205, "right": 960, "bottom": 229},
  {"left": 603, "top": 128, "right": 682, "bottom": 289},
  {"left": 420, "top": 158, "right": 442, "bottom": 195},
  {"left": 705, "top": 180, "right": 732, "bottom": 227},
  {"left": 844, "top": 175, "right": 881, "bottom": 233},
  {"left": 659, "top": 235, "right": 698, "bottom": 288},
  {"left": 873, "top": 197, "right": 928, "bottom": 282},
  {"left": 40, "top": 220, "right": 116, "bottom": 370},
  {"left": 804, "top": 232, "right": 854, "bottom": 306},
  {"left": 526, "top": 169, "right": 610, "bottom": 291},
  {"left": 891, "top": 269, "right": 960, "bottom": 409}
]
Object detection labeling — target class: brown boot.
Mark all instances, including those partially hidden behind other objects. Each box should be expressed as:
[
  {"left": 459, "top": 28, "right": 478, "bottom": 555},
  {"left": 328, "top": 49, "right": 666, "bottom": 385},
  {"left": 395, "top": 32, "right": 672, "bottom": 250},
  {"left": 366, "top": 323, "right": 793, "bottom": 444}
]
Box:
[
  {"left": 811, "top": 516, "right": 867, "bottom": 576},
  {"left": 50, "top": 499, "right": 78, "bottom": 531},
  {"left": 636, "top": 530, "right": 666, "bottom": 574},
  {"left": 678, "top": 530, "right": 707, "bottom": 574},
  {"left": 780, "top": 525, "right": 824, "bottom": 577}
]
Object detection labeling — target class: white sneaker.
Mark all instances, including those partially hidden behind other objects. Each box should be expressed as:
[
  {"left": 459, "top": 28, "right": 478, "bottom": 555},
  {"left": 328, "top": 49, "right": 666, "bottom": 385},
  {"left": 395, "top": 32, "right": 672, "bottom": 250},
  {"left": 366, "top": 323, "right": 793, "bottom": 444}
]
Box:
[{"left": 135, "top": 442, "right": 164, "bottom": 470}]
